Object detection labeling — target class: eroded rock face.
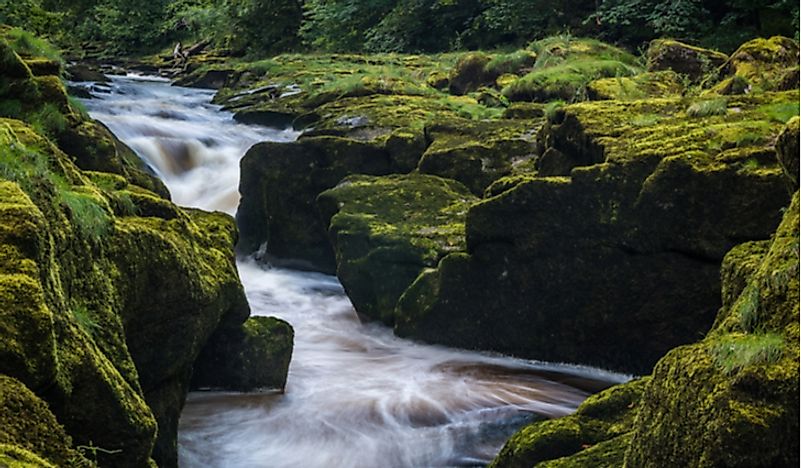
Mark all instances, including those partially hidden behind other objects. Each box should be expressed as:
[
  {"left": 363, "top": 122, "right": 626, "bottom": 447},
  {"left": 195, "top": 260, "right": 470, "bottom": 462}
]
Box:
[
  {"left": 237, "top": 135, "right": 395, "bottom": 273},
  {"left": 317, "top": 174, "right": 477, "bottom": 324},
  {"left": 396, "top": 91, "right": 795, "bottom": 374},
  {"left": 1, "top": 38, "right": 293, "bottom": 468}
]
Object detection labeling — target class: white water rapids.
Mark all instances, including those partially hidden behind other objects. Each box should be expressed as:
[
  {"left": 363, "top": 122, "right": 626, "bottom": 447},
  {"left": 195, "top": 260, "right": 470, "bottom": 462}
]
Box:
[{"left": 83, "top": 74, "right": 629, "bottom": 468}]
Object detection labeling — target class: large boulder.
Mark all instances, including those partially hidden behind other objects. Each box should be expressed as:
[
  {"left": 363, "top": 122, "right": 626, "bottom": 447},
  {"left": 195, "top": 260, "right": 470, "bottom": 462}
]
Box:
[
  {"left": 396, "top": 91, "right": 796, "bottom": 374},
  {"left": 646, "top": 39, "right": 728, "bottom": 82},
  {"left": 719, "top": 36, "right": 800, "bottom": 93},
  {"left": 236, "top": 136, "right": 395, "bottom": 273},
  {"left": 418, "top": 118, "right": 538, "bottom": 195},
  {"left": 491, "top": 191, "right": 799, "bottom": 468},
  {"left": 317, "top": 174, "right": 477, "bottom": 324}
]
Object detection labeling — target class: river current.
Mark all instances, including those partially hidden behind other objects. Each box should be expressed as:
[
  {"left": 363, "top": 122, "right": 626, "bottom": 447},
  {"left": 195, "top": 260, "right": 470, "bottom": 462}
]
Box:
[{"left": 83, "top": 74, "right": 629, "bottom": 468}]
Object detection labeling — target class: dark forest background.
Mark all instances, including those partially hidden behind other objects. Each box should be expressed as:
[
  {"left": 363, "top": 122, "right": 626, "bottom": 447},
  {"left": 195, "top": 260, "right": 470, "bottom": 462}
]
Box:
[{"left": 1, "top": 0, "right": 798, "bottom": 56}]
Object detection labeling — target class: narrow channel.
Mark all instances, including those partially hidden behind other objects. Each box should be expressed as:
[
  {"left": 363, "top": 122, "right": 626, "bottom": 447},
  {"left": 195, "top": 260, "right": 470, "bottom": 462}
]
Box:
[{"left": 83, "top": 74, "right": 629, "bottom": 468}]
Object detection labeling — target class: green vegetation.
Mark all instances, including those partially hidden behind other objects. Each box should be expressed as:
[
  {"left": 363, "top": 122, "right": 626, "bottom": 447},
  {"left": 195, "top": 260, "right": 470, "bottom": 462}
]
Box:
[
  {"left": 70, "top": 305, "right": 101, "bottom": 337},
  {"left": 61, "top": 190, "right": 112, "bottom": 242},
  {"left": 710, "top": 332, "right": 784, "bottom": 374},
  {"left": 686, "top": 97, "right": 728, "bottom": 117}
]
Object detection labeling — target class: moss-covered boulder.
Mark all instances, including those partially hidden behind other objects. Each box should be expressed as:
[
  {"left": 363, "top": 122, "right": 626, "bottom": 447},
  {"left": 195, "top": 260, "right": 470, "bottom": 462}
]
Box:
[
  {"left": 0, "top": 375, "right": 87, "bottom": 466},
  {"left": 718, "top": 36, "right": 800, "bottom": 93},
  {"left": 492, "top": 378, "right": 648, "bottom": 468},
  {"left": 191, "top": 316, "right": 294, "bottom": 391},
  {"left": 502, "top": 37, "right": 642, "bottom": 103},
  {"left": 396, "top": 91, "right": 796, "bottom": 374},
  {"left": 237, "top": 135, "right": 395, "bottom": 273},
  {"left": 317, "top": 174, "right": 477, "bottom": 324},
  {"left": 587, "top": 71, "right": 684, "bottom": 100},
  {"left": 448, "top": 52, "right": 493, "bottom": 95},
  {"left": 646, "top": 39, "right": 728, "bottom": 82},
  {"left": 418, "top": 118, "right": 539, "bottom": 195},
  {"left": 491, "top": 192, "right": 799, "bottom": 468},
  {"left": 625, "top": 191, "right": 799, "bottom": 467}
]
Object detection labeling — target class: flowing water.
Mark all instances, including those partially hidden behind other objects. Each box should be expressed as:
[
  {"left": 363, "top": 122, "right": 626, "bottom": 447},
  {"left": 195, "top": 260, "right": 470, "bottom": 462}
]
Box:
[{"left": 84, "top": 74, "right": 630, "bottom": 468}]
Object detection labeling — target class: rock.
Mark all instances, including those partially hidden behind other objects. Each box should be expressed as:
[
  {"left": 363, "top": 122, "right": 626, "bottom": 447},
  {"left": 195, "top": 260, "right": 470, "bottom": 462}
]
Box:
[
  {"left": 2, "top": 38, "right": 292, "bottom": 468},
  {"left": 449, "top": 52, "right": 493, "bottom": 95},
  {"left": 426, "top": 70, "right": 449, "bottom": 90},
  {"left": 192, "top": 317, "right": 293, "bottom": 391},
  {"left": 0, "top": 375, "right": 88, "bottom": 466},
  {"left": 396, "top": 91, "right": 795, "bottom": 374},
  {"left": 721, "top": 36, "right": 800, "bottom": 92},
  {"left": 646, "top": 39, "right": 728, "bottom": 82},
  {"left": 587, "top": 70, "right": 684, "bottom": 100},
  {"left": 236, "top": 136, "right": 394, "bottom": 273},
  {"left": 317, "top": 174, "right": 477, "bottom": 324},
  {"left": 174, "top": 68, "right": 234, "bottom": 89},
  {"left": 66, "top": 63, "right": 110, "bottom": 83},
  {"left": 492, "top": 191, "right": 799, "bottom": 468},
  {"left": 491, "top": 378, "right": 648, "bottom": 468},
  {"left": 626, "top": 193, "right": 799, "bottom": 467},
  {"left": 22, "top": 57, "right": 61, "bottom": 77},
  {"left": 776, "top": 116, "right": 799, "bottom": 191},
  {"left": 418, "top": 118, "right": 539, "bottom": 195}
]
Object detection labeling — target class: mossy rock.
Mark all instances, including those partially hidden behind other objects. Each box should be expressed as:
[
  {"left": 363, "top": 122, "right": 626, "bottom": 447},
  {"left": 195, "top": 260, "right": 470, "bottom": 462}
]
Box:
[
  {"left": 396, "top": 91, "right": 795, "bottom": 374},
  {"left": 0, "top": 375, "right": 87, "bottom": 466},
  {"left": 237, "top": 135, "right": 394, "bottom": 273},
  {"left": 449, "top": 52, "right": 493, "bottom": 95},
  {"left": 418, "top": 118, "right": 538, "bottom": 195},
  {"left": 722, "top": 36, "right": 800, "bottom": 92},
  {"left": 587, "top": 71, "right": 684, "bottom": 100},
  {"left": 3, "top": 43, "right": 290, "bottom": 467},
  {"left": 317, "top": 174, "right": 477, "bottom": 324},
  {"left": 192, "top": 316, "right": 294, "bottom": 391},
  {"left": 22, "top": 57, "right": 61, "bottom": 77},
  {"left": 491, "top": 378, "right": 648, "bottom": 468},
  {"left": 502, "top": 59, "right": 641, "bottom": 103},
  {"left": 646, "top": 39, "right": 728, "bottom": 82},
  {"left": 622, "top": 193, "right": 799, "bottom": 467}
]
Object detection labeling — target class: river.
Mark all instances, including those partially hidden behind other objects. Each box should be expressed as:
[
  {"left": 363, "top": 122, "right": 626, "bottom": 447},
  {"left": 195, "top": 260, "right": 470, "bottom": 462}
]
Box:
[{"left": 82, "top": 74, "right": 629, "bottom": 468}]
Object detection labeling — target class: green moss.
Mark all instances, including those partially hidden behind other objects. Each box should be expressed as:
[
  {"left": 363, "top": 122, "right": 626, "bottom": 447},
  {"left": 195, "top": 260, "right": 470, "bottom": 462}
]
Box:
[
  {"left": 0, "top": 375, "right": 88, "bottom": 466},
  {"left": 491, "top": 378, "right": 648, "bottom": 468},
  {"left": 0, "top": 27, "right": 63, "bottom": 65},
  {"left": 725, "top": 36, "right": 800, "bottom": 92},
  {"left": 317, "top": 174, "right": 477, "bottom": 324},
  {"left": 503, "top": 59, "right": 641, "bottom": 103},
  {"left": 588, "top": 71, "right": 684, "bottom": 101}
]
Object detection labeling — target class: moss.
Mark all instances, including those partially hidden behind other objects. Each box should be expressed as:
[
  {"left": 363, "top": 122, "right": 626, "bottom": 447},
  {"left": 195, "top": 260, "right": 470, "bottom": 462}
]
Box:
[
  {"left": 0, "top": 375, "right": 87, "bottom": 467},
  {"left": 624, "top": 193, "right": 799, "bottom": 467},
  {"left": 191, "top": 316, "right": 294, "bottom": 391},
  {"left": 318, "top": 173, "right": 477, "bottom": 324},
  {"left": 0, "top": 444, "right": 57, "bottom": 468},
  {"left": 491, "top": 378, "right": 648, "bottom": 468},
  {"left": 503, "top": 59, "right": 641, "bottom": 103},
  {"left": 776, "top": 116, "right": 800, "bottom": 191},
  {"left": 723, "top": 36, "right": 799, "bottom": 92},
  {"left": 587, "top": 71, "right": 683, "bottom": 101},
  {"left": 646, "top": 39, "right": 728, "bottom": 82}
]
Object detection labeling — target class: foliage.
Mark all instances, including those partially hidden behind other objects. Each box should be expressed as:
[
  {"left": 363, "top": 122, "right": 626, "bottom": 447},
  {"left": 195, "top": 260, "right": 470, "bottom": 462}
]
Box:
[
  {"left": 61, "top": 190, "right": 112, "bottom": 242},
  {"left": 0, "top": 27, "right": 64, "bottom": 63},
  {"left": 0, "top": 0, "right": 62, "bottom": 38},
  {"left": 686, "top": 98, "right": 728, "bottom": 117},
  {"left": 710, "top": 332, "right": 783, "bottom": 374},
  {"left": 71, "top": 305, "right": 102, "bottom": 336}
]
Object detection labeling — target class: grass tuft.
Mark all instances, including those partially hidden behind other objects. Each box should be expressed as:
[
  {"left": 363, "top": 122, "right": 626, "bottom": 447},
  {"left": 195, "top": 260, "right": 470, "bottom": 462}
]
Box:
[
  {"left": 711, "top": 332, "right": 783, "bottom": 375},
  {"left": 687, "top": 98, "right": 728, "bottom": 117}
]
